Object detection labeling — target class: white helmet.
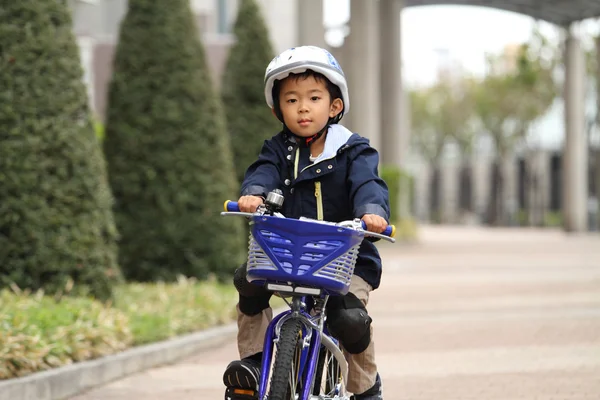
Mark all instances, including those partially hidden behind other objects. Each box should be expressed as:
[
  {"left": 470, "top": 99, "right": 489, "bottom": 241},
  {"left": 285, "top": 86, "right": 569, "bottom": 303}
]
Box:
[{"left": 264, "top": 46, "right": 350, "bottom": 115}]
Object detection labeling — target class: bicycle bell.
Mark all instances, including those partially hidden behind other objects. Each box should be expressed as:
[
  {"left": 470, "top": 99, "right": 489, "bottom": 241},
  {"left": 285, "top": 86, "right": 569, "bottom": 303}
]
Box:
[{"left": 265, "top": 189, "right": 285, "bottom": 210}]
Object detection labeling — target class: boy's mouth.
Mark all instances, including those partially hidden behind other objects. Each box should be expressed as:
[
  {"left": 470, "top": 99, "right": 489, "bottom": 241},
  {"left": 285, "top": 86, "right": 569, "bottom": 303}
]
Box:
[{"left": 298, "top": 118, "right": 312, "bottom": 127}]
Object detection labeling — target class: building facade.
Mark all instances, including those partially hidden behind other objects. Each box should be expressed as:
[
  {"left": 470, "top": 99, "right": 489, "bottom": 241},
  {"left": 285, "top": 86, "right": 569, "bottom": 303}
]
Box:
[{"left": 69, "top": 0, "right": 298, "bottom": 120}]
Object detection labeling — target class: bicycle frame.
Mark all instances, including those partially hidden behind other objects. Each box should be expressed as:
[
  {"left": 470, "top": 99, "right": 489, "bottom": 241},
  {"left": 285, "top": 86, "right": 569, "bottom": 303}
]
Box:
[
  {"left": 221, "top": 193, "right": 395, "bottom": 399},
  {"left": 258, "top": 295, "right": 348, "bottom": 400}
]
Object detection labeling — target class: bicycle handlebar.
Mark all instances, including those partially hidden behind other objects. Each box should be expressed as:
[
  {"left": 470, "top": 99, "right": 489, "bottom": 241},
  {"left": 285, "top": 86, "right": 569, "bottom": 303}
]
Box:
[
  {"left": 360, "top": 220, "right": 395, "bottom": 238},
  {"left": 224, "top": 200, "right": 240, "bottom": 212},
  {"left": 223, "top": 200, "right": 396, "bottom": 239}
]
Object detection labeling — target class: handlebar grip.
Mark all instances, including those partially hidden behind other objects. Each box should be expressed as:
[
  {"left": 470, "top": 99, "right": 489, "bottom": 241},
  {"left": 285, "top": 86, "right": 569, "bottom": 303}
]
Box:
[
  {"left": 361, "top": 220, "right": 396, "bottom": 238},
  {"left": 224, "top": 200, "right": 240, "bottom": 212}
]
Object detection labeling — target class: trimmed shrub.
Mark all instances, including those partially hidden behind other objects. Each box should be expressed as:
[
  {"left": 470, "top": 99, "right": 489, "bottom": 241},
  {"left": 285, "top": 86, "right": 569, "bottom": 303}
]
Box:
[
  {"left": 0, "top": 0, "right": 121, "bottom": 301},
  {"left": 221, "top": 0, "right": 281, "bottom": 185},
  {"left": 103, "top": 0, "right": 245, "bottom": 281}
]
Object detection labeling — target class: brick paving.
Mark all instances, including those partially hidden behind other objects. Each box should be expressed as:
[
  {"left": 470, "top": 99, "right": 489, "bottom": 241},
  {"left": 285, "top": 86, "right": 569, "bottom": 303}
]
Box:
[{"left": 71, "top": 225, "right": 600, "bottom": 399}]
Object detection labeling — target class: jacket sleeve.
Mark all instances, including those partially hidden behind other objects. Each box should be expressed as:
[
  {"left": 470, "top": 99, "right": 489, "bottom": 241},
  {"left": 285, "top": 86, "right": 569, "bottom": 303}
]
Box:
[
  {"left": 240, "top": 139, "right": 282, "bottom": 197},
  {"left": 347, "top": 144, "right": 391, "bottom": 222}
]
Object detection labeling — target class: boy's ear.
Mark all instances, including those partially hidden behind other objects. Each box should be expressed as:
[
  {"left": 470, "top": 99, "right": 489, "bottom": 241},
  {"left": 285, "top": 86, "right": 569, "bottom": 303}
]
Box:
[{"left": 329, "top": 98, "right": 344, "bottom": 118}]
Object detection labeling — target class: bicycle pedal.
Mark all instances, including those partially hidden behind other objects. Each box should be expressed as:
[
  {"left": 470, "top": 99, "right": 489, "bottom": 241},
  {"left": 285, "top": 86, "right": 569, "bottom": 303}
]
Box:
[{"left": 225, "top": 387, "right": 258, "bottom": 400}]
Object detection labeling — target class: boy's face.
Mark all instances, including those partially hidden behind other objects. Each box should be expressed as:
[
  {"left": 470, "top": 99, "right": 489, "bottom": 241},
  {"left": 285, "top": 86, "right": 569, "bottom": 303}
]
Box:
[{"left": 278, "top": 75, "right": 343, "bottom": 138}]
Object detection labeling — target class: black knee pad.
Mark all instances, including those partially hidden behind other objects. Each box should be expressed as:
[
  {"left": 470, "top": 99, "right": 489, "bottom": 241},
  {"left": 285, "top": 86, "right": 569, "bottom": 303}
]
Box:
[
  {"left": 326, "top": 292, "right": 372, "bottom": 354},
  {"left": 233, "top": 264, "right": 271, "bottom": 316}
]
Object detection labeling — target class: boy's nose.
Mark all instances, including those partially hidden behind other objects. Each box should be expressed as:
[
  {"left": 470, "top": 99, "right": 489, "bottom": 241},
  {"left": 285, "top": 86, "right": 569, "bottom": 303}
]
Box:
[{"left": 298, "top": 102, "right": 309, "bottom": 112}]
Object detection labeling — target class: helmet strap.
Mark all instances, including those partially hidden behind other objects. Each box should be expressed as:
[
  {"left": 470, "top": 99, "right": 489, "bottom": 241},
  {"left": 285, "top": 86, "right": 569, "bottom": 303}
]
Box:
[
  {"left": 282, "top": 119, "right": 332, "bottom": 148},
  {"left": 301, "top": 124, "right": 328, "bottom": 147}
]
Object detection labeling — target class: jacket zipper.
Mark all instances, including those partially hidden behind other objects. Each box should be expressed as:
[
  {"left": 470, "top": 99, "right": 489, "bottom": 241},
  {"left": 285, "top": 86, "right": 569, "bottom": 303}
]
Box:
[
  {"left": 314, "top": 181, "right": 324, "bottom": 221},
  {"left": 293, "top": 147, "right": 325, "bottom": 221}
]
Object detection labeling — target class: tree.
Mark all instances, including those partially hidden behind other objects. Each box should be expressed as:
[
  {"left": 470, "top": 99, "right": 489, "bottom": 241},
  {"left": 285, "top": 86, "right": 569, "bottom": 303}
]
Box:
[
  {"left": 445, "top": 78, "right": 478, "bottom": 214},
  {"left": 409, "top": 88, "right": 447, "bottom": 168},
  {"left": 221, "top": 0, "right": 280, "bottom": 185},
  {"left": 103, "top": 0, "right": 245, "bottom": 282},
  {"left": 410, "top": 77, "right": 476, "bottom": 165},
  {"left": 0, "top": 0, "right": 120, "bottom": 301},
  {"left": 409, "top": 86, "right": 448, "bottom": 223},
  {"left": 473, "top": 29, "right": 559, "bottom": 225},
  {"left": 445, "top": 79, "right": 478, "bottom": 163},
  {"left": 409, "top": 76, "right": 476, "bottom": 219}
]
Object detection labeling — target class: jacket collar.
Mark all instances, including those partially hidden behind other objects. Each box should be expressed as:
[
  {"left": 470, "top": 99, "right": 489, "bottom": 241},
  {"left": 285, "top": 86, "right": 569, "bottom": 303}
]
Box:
[{"left": 311, "top": 124, "right": 353, "bottom": 164}]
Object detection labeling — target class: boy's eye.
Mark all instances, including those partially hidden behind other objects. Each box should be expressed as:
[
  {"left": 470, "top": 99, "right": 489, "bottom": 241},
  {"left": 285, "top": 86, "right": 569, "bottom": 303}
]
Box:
[
  {"left": 287, "top": 99, "right": 297, "bottom": 103},
  {"left": 311, "top": 96, "right": 320, "bottom": 101}
]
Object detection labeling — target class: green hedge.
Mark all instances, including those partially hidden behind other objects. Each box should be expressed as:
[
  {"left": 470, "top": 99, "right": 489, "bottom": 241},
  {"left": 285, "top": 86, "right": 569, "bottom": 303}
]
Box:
[
  {"left": 0, "top": 287, "right": 131, "bottom": 379},
  {"left": 516, "top": 209, "right": 563, "bottom": 228},
  {"left": 380, "top": 165, "right": 415, "bottom": 222},
  {"left": 94, "top": 120, "right": 105, "bottom": 141},
  {"left": 113, "top": 277, "right": 238, "bottom": 345},
  {"left": 380, "top": 165, "right": 418, "bottom": 240},
  {"left": 0, "top": 0, "right": 120, "bottom": 301},
  {"left": 102, "top": 0, "right": 245, "bottom": 282},
  {"left": 0, "top": 278, "right": 239, "bottom": 379},
  {"left": 221, "top": 0, "right": 280, "bottom": 186}
]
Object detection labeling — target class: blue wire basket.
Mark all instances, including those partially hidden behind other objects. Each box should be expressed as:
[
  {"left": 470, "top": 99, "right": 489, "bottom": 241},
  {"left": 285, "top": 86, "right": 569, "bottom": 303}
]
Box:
[{"left": 246, "top": 216, "right": 364, "bottom": 295}]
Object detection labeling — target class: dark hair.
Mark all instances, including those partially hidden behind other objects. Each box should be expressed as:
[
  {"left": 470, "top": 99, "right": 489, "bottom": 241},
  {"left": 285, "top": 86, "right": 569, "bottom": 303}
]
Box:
[{"left": 272, "top": 69, "right": 344, "bottom": 123}]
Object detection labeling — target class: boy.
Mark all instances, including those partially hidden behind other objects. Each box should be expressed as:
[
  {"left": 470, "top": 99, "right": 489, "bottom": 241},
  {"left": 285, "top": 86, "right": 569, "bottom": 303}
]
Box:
[{"left": 224, "top": 46, "right": 389, "bottom": 400}]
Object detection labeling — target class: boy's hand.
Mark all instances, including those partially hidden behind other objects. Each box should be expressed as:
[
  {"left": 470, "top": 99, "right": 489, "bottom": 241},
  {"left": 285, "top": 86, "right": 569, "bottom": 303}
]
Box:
[
  {"left": 361, "top": 214, "right": 388, "bottom": 233},
  {"left": 238, "top": 195, "right": 264, "bottom": 213}
]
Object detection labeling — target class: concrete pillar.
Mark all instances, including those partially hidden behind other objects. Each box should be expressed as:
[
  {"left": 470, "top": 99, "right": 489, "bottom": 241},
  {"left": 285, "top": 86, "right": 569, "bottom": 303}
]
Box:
[
  {"left": 472, "top": 156, "right": 491, "bottom": 224},
  {"left": 379, "top": 0, "right": 403, "bottom": 165},
  {"left": 345, "top": 0, "right": 381, "bottom": 150},
  {"left": 502, "top": 156, "right": 519, "bottom": 226},
  {"left": 563, "top": 27, "right": 588, "bottom": 232},
  {"left": 413, "top": 162, "right": 431, "bottom": 222},
  {"left": 379, "top": 0, "right": 410, "bottom": 218},
  {"left": 440, "top": 160, "right": 460, "bottom": 224},
  {"left": 297, "top": 0, "right": 326, "bottom": 47},
  {"left": 328, "top": 45, "right": 352, "bottom": 130},
  {"left": 398, "top": 82, "right": 412, "bottom": 218},
  {"left": 526, "top": 150, "right": 551, "bottom": 227}
]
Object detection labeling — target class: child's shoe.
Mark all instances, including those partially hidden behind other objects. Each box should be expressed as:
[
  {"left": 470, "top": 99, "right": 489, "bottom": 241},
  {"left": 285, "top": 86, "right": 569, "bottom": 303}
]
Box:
[
  {"left": 223, "top": 357, "right": 261, "bottom": 392},
  {"left": 351, "top": 373, "right": 383, "bottom": 400}
]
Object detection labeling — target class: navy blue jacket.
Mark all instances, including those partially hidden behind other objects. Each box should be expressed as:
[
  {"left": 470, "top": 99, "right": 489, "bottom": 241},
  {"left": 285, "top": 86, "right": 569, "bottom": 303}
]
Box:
[{"left": 240, "top": 124, "right": 390, "bottom": 290}]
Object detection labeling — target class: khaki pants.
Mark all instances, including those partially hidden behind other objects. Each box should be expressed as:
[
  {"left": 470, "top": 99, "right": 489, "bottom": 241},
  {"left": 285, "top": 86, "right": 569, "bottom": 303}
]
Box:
[{"left": 236, "top": 275, "right": 378, "bottom": 394}]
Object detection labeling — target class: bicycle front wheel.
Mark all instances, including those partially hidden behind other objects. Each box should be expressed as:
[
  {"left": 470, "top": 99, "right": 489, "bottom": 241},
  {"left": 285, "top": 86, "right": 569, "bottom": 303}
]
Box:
[
  {"left": 312, "top": 345, "right": 344, "bottom": 398},
  {"left": 268, "top": 318, "right": 304, "bottom": 400}
]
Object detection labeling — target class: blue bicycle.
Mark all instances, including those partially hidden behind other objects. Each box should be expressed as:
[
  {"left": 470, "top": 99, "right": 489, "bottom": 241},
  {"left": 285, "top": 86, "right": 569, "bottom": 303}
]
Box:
[{"left": 222, "top": 190, "right": 395, "bottom": 400}]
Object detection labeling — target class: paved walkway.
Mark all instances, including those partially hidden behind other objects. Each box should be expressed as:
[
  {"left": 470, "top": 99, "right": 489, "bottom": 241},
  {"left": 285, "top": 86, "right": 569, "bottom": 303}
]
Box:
[{"left": 72, "top": 226, "right": 600, "bottom": 399}]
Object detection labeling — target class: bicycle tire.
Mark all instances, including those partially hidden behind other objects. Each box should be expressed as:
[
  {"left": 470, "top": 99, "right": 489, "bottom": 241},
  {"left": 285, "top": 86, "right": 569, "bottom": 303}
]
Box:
[
  {"left": 268, "top": 318, "right": 304, "bottom": 400},
  {"left": 312, "top": 345, "right": 342, "bottom": 397},
  {"left": 312, "top": 347, "right": 327, "bottom": 395}
]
